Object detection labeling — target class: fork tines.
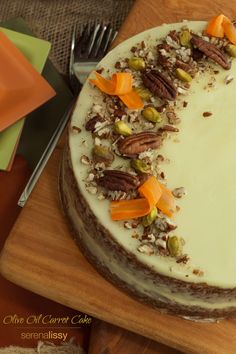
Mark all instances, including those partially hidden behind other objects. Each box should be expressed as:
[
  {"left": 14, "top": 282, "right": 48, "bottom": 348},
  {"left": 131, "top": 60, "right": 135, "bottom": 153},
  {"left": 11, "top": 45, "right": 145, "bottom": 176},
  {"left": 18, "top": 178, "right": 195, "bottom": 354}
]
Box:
[{"left": 75, "top": 23, "right": 117, "bottom": 61}]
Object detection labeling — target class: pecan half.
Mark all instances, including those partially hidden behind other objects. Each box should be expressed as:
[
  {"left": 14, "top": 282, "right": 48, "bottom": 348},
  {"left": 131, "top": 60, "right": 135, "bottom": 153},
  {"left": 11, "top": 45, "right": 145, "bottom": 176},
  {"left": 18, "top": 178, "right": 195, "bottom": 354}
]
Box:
[
  {"left": 191, "top": 34, "right": 231, "bottom": 70},
  {"left": 118, "top": 132, "right": 163, "bottom": 157},
  {"left": 141, "top": 70, "right": 177, "bottom": 100},
  {"left": 97, "top": 170, "right": 140, "bottom": 192}
]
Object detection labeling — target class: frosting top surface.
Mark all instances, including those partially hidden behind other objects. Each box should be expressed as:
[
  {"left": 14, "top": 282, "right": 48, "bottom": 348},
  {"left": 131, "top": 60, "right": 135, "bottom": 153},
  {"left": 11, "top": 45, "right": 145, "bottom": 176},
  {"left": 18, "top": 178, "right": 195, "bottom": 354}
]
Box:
[{"left": 69, "top": 21, "right": 236, "bottom": 288}]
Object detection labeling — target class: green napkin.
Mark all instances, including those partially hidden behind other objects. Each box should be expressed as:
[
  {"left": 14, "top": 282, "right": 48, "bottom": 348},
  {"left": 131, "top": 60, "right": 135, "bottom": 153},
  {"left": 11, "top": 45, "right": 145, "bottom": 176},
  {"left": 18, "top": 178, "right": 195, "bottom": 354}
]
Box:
[{"left": 0, "top": 27, "right": 51, "bottom": 170}]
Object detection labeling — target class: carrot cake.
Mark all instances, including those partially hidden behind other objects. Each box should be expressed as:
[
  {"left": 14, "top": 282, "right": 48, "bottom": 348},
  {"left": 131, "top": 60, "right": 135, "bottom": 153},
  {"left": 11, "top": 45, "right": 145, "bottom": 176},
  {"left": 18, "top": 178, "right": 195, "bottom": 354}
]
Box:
[{"left": 60, "top": 18, "right": 236, "bottom": 320}]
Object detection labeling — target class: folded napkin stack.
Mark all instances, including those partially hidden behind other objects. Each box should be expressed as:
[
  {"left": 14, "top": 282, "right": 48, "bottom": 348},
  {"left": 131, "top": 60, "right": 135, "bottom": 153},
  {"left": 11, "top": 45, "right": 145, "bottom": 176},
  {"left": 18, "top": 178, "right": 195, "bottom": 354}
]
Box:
[{"left": 0, "top": 28, "right": 56, "bottom": 171}]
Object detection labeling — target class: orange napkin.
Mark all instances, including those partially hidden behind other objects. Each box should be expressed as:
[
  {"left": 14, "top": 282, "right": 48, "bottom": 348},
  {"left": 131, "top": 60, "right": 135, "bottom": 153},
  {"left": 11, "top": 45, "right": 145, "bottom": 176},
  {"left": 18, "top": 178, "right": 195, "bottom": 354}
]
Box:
[{"left": 0, "top": 31, "right": 56, "bottom": 132}]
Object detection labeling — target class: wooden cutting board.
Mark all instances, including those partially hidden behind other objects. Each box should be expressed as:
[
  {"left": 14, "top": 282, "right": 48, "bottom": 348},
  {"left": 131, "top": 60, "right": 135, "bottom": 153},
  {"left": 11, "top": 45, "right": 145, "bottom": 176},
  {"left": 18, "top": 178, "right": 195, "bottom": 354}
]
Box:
[{"left": 2, "top": 1, "right": 236, "bottom": 353}]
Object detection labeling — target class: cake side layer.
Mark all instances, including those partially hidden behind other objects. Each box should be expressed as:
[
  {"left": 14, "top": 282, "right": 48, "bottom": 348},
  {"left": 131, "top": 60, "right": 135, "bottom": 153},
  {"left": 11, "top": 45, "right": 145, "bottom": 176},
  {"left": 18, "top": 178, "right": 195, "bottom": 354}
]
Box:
[{"left": 59, "top": 143, "right": 236, "bottom": 319}]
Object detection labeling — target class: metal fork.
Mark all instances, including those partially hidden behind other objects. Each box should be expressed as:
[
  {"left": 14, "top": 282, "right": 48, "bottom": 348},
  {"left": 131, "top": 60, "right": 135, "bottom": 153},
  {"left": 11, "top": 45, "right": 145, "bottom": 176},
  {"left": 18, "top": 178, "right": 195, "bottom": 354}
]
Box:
[
  {"left": 18, "top": 23, "right": 117, "bottom": 207},
  {"left": 69, "top": 23, "right": 117, "bottom": 91}
]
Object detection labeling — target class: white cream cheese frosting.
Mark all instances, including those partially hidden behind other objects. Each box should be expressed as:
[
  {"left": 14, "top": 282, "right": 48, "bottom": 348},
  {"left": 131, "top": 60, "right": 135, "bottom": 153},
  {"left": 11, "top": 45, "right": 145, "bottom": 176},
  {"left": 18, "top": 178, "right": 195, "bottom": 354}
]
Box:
[{"left": 69, "top": 20, "right": 236, "bottom": 294}]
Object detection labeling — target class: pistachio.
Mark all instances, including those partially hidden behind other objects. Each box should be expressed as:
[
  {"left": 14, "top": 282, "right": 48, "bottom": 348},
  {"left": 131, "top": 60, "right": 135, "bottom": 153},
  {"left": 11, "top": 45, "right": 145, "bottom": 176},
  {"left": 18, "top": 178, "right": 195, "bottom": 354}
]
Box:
[
  {"left": 114, "top": 121, "right": 132, "bottom": 136},
  {"left": 225, "top": 44, "right": 236, "bottom": 58},
  {"left": 167, "top": 236, "right": 183, "bottom": 257},
  {"left": 134, "top": 87, "right": 152, "bottom": 101},
  {"left": 142, "top": 207, "right": 158, "bottom": 227},
  {"left": 131, "top": 159, "right": 151, "bottom": 174},
  {"left": 92, "top": 145, "right": 114, "bottom": 166},
  {"left": 179, "top": 30, "right": 191, "bottom": 47},
  {"left": 142, "top": 107, "right": 162, "bottom": 123},
  {"left": 128, "top": 57, "right": 146, "bottom": 71},
  {"left": 176, "top": 68, "right": 192, "bottom": 82}
]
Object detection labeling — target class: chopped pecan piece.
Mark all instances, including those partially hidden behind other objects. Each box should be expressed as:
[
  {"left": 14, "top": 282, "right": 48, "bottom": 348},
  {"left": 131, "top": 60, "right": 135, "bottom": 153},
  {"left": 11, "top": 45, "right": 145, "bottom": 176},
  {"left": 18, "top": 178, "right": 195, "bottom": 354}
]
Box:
[
  {"left": 158, "top": 125, "right": 179, "bottom": 133},
  {"left": 141, "top": 70, "right": 177, "bottom": 101},
  {"left": 157, "top": 43, "right": 171, "bottom": 52},
  {"left": 118, "top": 132, "right": 163, "bottom": 157},
  {"left": 137, "top": 173, "right": 150, "bottom": 185},
  {"left": 138, "top": 243, "right": 154, "bottom": 255},
  {"left": 155, "top": 217, "right": 177, "bottom": 233},
  {"left": 168, "top": 30, "right": 179, "bottom": 43},
  {"left": 224, "top": 74, "right": 234, "bottom": 85},
  {"left": 71, "top": 125, "right": 81, "bottom": 133},
  {"left": 192, "top": 48, "right": 204, "bottom": 61},
  {"left": 113, "top": 108, "right": 126, "bottom": 118},
  {"left": 97, "top": 170, "right": 140, "bottom": 192},
  {"left": 156, "top": 102, "right": 168, "bottom": 113},
  {"left": 172, "top": 187, "right": 186, "bottom": 198},
  {"left": 175, "top": 59, "right": 196, "bottom": 75},
  {"left": 166, "top": 111, "right": 180, "bottom": 125},
  {"left": 191, "top": 34, "right": 231, "bottom": 70},
  {"left": 85, "top": 114, "right": 105, "bottom": 132},
  {"left": 157, "top": 43, "right": 172, "bottom": 70},
  {"left": 158, "top": 56, "right": 173, "bottom": 71},
  {"left": 96, "top": 67, "right": 104, "bottom": 74},
  {"left": 176, "top": 254, "right": 189, "bottom": 264},
  {"left": 203, "top": 111, "right": 212, "bottom": 117}
]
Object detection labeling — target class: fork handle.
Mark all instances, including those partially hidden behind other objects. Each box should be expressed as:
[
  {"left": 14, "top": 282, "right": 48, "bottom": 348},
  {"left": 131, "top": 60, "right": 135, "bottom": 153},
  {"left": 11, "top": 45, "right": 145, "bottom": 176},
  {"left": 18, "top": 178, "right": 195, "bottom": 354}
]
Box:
[{"left": 18, "top": 99, "right": 76, "bottom": 207}]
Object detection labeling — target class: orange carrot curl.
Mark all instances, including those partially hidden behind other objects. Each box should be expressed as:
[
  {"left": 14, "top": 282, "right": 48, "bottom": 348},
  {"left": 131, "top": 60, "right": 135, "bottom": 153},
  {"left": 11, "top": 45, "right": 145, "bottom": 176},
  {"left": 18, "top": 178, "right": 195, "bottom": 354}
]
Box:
[
  {"left": 111, "top": 176, "right": 176, "bottom": 221},
  {"left": 90, "top": 71, "right": 144, "bottom": 110},
  {"left": 206, "top": 14, "right": 236, "bottom": 45}
]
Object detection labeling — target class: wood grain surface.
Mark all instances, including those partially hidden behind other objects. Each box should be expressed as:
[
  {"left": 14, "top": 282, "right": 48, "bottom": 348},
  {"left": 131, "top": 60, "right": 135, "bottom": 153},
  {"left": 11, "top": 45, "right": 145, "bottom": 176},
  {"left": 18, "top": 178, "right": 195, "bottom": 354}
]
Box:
[
  {"left": 88, "top": 320, "right": 182, "bottom": 354},
  {"left": 1, "top": 147, "right": 236, "bottom": 354},
  {"left": 114, "top": 0, "right": 236, "bottom": 46},
  {"left": 1, "top": 1, "right": 236, "bottom": 353}
]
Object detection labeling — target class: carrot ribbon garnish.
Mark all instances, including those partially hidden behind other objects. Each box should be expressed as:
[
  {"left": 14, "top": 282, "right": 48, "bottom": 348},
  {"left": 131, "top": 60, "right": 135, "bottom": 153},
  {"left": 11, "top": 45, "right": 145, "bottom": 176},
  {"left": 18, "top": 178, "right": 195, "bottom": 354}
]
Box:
[
  {"left": 157, "top": 183, "right": 176, "bottom": 217},
  {"left": 111, "top": 176, "right": 176, "bottom": 220},
  {"left": 206, "top": 15, "right": 225, "bottom": 38},
  {"left": 206, "top": 14, "right": 236, "bottom": 45},
  {"left": 138, "top": 175, "right": 162, "bottom": 207},
  {"left": 110, "top": 198, "right": 152, "bottom": 221},
  {"left": 90, "top": 71, "right": 144, "bottom": 110},
  {"left": 223, "top": 18, "right": 236, "bottom": 46}
]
